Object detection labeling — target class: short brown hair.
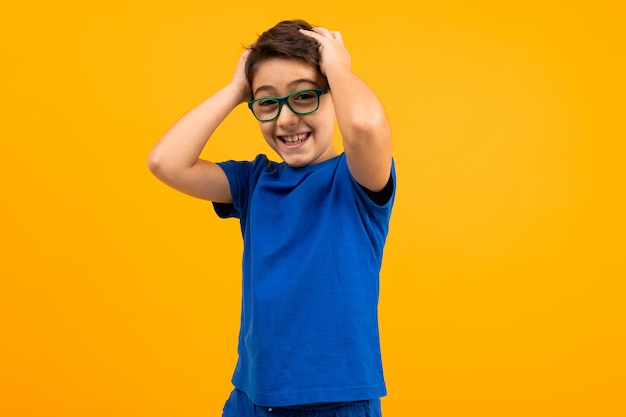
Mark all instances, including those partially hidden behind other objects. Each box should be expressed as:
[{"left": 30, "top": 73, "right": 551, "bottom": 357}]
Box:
[{"left": 245, "top": 20, "right": 326, "bottom": 87}]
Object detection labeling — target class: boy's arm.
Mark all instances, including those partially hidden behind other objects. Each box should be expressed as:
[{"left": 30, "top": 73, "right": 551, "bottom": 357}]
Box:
[
  {"left": 147, "top": 51, "right": 251, "bottom": 202},
  {"left": 300, "top": 28, "right": 392, "bottom": 193}
]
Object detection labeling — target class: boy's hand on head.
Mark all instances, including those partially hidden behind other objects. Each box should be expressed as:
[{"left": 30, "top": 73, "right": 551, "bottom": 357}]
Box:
[
  {"left": 230, "top": 48, "right": 253, "bottom": 103},
  {"left": 299, "top": 27, "right": 351, "bottom": 77}
]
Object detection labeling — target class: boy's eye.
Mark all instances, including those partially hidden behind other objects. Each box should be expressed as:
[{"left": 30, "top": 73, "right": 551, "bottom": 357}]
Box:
[
  {"left": 258, "top": 99, "right": 278, "bottom": 107},
  {"left": 292, "top": 92, "right": 316, "bottom": 101}
]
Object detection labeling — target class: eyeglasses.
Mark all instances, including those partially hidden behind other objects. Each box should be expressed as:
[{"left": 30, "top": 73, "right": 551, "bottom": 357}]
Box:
[{"left": 248, "top": 87, "right": 330, "bottom": 122}]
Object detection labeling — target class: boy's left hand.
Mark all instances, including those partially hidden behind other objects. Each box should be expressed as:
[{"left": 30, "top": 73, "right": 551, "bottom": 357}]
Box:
[{"left": 299, "top": 27, "right": 351, "bottom": 77}]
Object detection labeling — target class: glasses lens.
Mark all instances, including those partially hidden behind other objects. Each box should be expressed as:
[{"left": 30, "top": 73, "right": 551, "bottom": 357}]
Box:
[
  {"left": 287, "top": 90, "right": 320, "bottom": 114},
  {"left": 252, "top": 99, "right": 280, "bottom": 121}
]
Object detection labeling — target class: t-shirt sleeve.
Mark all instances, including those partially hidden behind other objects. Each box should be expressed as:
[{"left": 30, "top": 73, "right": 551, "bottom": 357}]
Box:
[
  {"left": 351, "top": 158, "right": 396, "bottom": 209},
  {"left": 341, "top": 156, "right": 396, "bottom": 255},
  {"left": 211, "top": 154, "right": 269, "bottom": 219},
  {"left": 213, "top": 201, "right": 237, "bottom": 218}
]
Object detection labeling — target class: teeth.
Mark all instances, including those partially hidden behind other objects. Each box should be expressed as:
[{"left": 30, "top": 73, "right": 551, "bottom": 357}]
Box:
[{"left": 282, "top": 133, "right": 308, "bottom": 144}]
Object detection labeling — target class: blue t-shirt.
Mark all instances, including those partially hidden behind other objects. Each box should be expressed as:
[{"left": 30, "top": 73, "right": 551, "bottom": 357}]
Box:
[{"left": 214, "top": 153, "right": 395, "bottom": 407}]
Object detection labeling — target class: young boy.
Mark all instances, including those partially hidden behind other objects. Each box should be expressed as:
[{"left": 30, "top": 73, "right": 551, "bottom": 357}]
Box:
[{"left": 148, "top": 20, "right": 395, "bottom": 417}]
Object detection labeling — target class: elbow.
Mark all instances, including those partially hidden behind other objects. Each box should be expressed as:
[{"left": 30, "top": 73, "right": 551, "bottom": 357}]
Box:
[
  {"left": 147, "top": 147, "right": 166, "bottom": 178},
  {"left": 147, "top": 149, "right": 159, "bottom": 175}
]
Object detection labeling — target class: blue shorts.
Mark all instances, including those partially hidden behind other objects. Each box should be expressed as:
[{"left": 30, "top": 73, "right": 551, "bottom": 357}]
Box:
[{"left": 222, "top": 389, "right": 382, "bottom": 417}]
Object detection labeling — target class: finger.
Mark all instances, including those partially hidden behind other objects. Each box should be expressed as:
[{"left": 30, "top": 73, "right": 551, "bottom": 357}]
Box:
[
  {"left": 299, "top": 28, "right": 322, "bottom": 40},
  {"left": 330, "top": 31, "right": 344, "bottom": 44},
  {"left": 311, "top": 27, "right": 333, "bottom": 38}
]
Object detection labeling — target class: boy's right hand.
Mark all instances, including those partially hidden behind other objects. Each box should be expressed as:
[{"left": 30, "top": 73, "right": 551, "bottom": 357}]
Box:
[{"left": 231, "top": 49, "right": 252, "bottom": 104}]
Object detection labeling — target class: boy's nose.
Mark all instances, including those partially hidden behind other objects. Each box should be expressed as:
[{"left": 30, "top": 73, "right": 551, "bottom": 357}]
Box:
[{"left": 276, "top": 103, "right": 299, "bottom": 127}]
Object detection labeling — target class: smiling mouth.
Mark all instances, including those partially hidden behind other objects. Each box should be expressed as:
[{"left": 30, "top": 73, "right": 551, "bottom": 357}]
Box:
[{"left": 278, "top": 132, "right": 310, "bottom": 146}]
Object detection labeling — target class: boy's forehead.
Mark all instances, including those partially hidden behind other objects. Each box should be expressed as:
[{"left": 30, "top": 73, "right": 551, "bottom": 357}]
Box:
[{"left": 252, "top": 58, "right": 324, "bottom": 93}]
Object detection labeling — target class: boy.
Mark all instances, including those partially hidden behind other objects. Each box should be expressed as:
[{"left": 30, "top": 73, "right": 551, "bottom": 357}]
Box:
[{"left": 148, "top": 20, "right": 395, "bottom": 417}]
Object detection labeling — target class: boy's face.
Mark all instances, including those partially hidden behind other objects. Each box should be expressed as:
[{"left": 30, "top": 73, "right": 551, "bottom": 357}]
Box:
[{"left": 251, "top": 58, "right": 337, "bottom": 167}]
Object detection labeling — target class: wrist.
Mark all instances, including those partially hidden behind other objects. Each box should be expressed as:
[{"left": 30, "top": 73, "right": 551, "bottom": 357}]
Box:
[
  {"left": 225, "top": 81, "right": 252, "bottom": 105},
  {"left": 321, "top": 61, "right": 351, "bottom": 79}
]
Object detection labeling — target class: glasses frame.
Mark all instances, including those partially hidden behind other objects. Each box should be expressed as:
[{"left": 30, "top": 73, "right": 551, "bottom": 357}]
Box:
[{"left": 247, "top": 87, "right": 330, "bottom": 122}]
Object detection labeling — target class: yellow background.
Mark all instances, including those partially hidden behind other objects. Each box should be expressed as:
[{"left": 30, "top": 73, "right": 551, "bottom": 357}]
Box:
[{"left": 1, "top": 1, "right": 624, "bottom": 416}]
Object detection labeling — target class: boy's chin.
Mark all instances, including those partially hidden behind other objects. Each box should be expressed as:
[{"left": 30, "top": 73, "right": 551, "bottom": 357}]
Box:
[
  {"left": 282, "top": 152, "right": 336, "bottom": 168},
  {"left": 281, "top": 156, "right": 309, "bottom": 168}
]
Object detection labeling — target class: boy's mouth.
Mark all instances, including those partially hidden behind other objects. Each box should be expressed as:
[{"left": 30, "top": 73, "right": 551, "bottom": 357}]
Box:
[{"left": 278, "top": 132, "right": 310, "bottom": 146}]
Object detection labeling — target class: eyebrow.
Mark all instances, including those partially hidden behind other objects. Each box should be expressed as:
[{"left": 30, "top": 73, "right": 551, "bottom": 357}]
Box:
[{"left": 253, "top": 79, "right": 321, "bottom": 97}]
